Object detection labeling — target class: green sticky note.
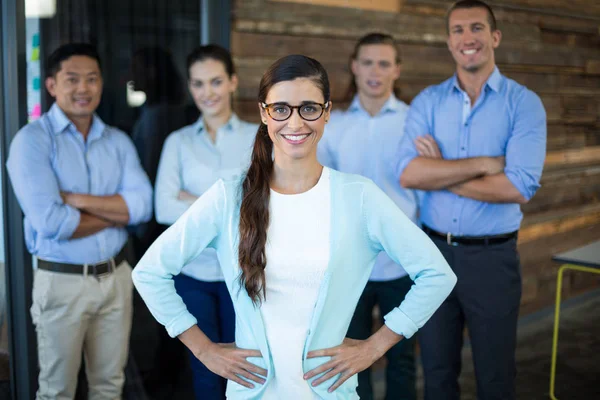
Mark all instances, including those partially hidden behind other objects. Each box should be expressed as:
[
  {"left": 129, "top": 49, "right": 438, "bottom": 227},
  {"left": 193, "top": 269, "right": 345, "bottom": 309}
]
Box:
[{"left": 31, "top": 47, "right": 39, "bottom": 61}]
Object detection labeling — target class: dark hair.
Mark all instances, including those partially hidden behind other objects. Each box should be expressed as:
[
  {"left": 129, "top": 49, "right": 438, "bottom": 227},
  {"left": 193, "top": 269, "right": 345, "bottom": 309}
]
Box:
[
  {"left": 46, "top": 43, "right": 102, "bottom": 78},
  {"left": 345, "top": 33, "right": 401, "bottom": 102},
  {"left": 446, "top": 0, "right": 497, "bottom": 33},
  {"left": 132, "top": 47, "right": 185, "bottom": 105},
  {"left": 186, "top": 44, "right": 235, "bottom": 79},
  {"left": 239, "top": 55, "right": 330, "bottom": 305}
]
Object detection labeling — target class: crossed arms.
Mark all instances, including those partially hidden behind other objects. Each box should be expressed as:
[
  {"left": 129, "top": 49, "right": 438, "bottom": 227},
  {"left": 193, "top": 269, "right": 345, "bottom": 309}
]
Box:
[
  {"left": 398, "top": 89, "right": 547, "bottom": 205},
  {"left": 400, "top": 135, "right": 527, "bottom": 204},
  {"left": 61, "top": 193, "right": 130, "bottom": 238},
  {"left": 6, "top": 128, "right": 153, "bottom": 241}
]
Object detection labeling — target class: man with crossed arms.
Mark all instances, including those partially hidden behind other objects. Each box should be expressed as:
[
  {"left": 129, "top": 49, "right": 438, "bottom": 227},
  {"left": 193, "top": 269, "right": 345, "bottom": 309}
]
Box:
[
  {"left": 397, "top": 1, "right": 546, "bottom": 399},
  {"left": 7, "top": 43, "right": 152, "bottom": 399}
]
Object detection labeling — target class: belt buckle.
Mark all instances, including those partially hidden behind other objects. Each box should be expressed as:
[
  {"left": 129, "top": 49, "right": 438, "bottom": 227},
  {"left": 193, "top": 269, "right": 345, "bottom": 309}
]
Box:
[
  {"left": 447, "top": 232, "right": 458, "bottom": 247},
  {"left": 91, "top": 259, "right": 115, "bottom": 280}
]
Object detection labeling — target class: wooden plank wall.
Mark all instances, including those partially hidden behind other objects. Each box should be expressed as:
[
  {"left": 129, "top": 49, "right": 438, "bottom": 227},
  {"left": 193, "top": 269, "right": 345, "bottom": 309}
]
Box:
[{"left": 230, "top": 0, "right": 600, "bottom": 314}]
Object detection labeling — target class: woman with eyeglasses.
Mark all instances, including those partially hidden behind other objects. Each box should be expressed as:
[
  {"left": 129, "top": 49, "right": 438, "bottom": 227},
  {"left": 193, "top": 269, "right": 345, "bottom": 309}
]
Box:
[
  {"left": 134, "top": 54, "right": 456, "bottom": 399},
  {"left": 153, "top": 44, "right": 257, "bottom": 400}
]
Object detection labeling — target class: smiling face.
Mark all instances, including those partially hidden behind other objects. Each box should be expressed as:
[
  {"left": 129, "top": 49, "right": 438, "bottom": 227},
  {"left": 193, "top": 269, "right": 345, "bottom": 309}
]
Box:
[
  {"left": 260, "top": 77, "right": 330, "bottom": 164},
  {"left": 447, "top": 7, "right": 501, "bottom": 74},
  {"left": 351, "top": 44, "right": 400, "bottom": 101},
  {"left": 188, "top": 58, "right": 238, "bottom": 118},
  {"left": 45, "top": 55, "right": 103, "bottom": 121}
]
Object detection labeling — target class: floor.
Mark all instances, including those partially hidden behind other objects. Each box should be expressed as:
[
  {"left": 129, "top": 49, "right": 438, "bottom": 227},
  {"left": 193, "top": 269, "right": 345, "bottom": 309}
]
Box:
[
  {"left": 129, "top": 288, "right": 600, "bottom": 400},
  {"left": 1, "top": 288, "right": 598, "bottom": 399},
  {"left": 373, "top": 290, "right": 600, "bottom": 400}
]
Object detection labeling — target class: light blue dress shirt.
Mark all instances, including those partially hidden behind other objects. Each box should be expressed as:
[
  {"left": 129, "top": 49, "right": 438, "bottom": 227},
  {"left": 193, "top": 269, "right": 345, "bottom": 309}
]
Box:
[
  {"left": 397, "top": 67, "right": 547, "bottom": 236},
  {"left": 154, "top": 114, "right": 258, "bottom": 281},
  {"left": 318, "top": 95, "right": 419, "bottom": 281},
  {"left": 132, "top": 168, "right": 456, "bottom": 399},
  {"left": 6, "top": 103, "right": 153, "bottom": 264}
]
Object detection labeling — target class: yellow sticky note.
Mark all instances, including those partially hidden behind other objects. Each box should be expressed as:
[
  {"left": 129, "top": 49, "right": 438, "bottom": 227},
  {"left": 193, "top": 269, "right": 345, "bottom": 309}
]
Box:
[{"left": 31, "top": 47, "right": 39, "bottom": 61}]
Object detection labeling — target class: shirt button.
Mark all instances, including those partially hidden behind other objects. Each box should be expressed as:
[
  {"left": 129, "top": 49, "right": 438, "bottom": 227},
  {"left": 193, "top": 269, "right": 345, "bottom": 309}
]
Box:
[
  {"left": 453, "top": 218, "right": 457, "bottom": 222},
  {"left": 461, "top": 147, "right": 465, "bottom": 150}
]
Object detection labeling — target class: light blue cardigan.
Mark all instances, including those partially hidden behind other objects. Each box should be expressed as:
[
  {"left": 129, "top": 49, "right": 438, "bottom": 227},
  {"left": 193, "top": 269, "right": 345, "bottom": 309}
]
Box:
[{"left": 132, "top": 168, "right": 456, "bottom": 399}]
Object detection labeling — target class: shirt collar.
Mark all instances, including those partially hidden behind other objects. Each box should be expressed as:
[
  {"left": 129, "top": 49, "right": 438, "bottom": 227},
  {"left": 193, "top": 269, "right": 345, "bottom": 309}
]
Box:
[
  {"left": 451, "top": 66, "right": 502, "bottom": 94},
  {"left": 348, "top": 94, "right": 400, "bottom": 115},
  {"left": 196, "top": 113, "right": 241, "bottom": 135},
  {"left": 485, "top": 66, "right": 502, "bottom": 93},
  {"left": 48, "top": 103, "right": 106, "bottom": 139}
]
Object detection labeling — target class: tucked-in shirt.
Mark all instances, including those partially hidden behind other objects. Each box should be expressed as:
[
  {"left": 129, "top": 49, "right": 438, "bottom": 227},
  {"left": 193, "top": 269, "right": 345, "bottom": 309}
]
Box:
[
  {"left": 397, "top": 67, "right": 547, "bottom": 236},
  {"left": 318, "top": 95, "right": 418, "bottom": 281},
  {"left": 6, "top": 103, "right": 153, "bottom": 264},
  {"left": 154, "top": 114, "right": 257, "bottom": 281},
  {"left": 132, "top": 168, "right": 457, "bottom": 399},
  {"left": 261, "top": 168, "right": 330, "bottom": 400}
]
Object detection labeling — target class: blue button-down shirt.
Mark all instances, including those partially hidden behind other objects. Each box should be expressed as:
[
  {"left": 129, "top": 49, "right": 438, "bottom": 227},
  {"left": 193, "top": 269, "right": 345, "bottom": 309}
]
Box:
[
  {"left": 6, "top": 103, "right": 153, "bottom": 264},
  {"left": 397, "top": 67, "right": 547, "bottom": 236},
  {"left": 155, "top": 114, "right": 258, "bottom": 281},
  {"left": 318, "top": 95, "right": 419, "bottom": 281}
]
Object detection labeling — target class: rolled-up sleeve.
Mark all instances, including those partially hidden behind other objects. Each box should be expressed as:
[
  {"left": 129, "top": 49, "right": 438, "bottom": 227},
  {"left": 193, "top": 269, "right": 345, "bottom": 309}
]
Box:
[
  {"left": 116, "top": 133, "right": 153, "bottom": 225},
  {"left": 6, "top": 127, "right": 81, "bottom": 240},
  {"left": 154, "top": 133, "right": 194, "bottom": 225},
  {"left": 396, "top": 90, "right": 432, "bottom": 179},
  {"left": 504, "top": 89, "right": 547, "bottom": 201},
  {"left": 363, "top": 181, "right": 456, "bottom": 338},
  {"left": 132, "top": 180, "right": 225, "bottom": 337}
]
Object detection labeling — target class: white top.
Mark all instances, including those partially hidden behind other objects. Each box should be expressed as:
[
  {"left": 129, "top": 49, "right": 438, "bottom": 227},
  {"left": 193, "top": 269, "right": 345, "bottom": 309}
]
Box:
[
  {"left": 260, "top": 167, "right": 331, "bottom": 400},
  {"left": 318, "top": 95, "right": 419, "bottom": 281},
  {"left": 154, "top": 114, "right": 257, "bottom": 281}
]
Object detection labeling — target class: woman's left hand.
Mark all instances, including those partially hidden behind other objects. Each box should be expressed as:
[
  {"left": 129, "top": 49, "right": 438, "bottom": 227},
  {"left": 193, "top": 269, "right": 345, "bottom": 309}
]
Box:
[{"left": 303, "top": 337, "right": 380, "bottom": 393}]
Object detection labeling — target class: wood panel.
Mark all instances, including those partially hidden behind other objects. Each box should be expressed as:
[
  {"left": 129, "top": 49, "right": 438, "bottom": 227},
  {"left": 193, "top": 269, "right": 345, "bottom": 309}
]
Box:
[
  {"left": 520, "top": 203, "right": 600, "bottom": 244},
  {"left": 270, "top": 0, "right": 402, "bottom": 12},
  {"left": 545, "top": 146, "right": 600, "bottom": 169},
  {"left": 523, "top": 165, "right": 600, "bottom": 214},
  {"left": 518, "top": 223, "right": 600, "bottom": 312},
  {"left": 408, "top": 0, "right": 600, "bottom": 20},
  {"left": 546, "top": 124, "right": 600, "bottom": 151},
  {"left": 234, "top": 0, "right": 561, "bottom": 47},
  {"left": 231, "top": 0, "right": 600, "bottom": 313},
  {"left": 588, "top": 61, "right": 600, "bottom": 75}
]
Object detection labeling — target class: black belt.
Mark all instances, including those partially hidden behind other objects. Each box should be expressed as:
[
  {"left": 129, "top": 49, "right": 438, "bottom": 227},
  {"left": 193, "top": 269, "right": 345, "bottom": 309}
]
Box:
[
  {"left": 37, "top": 247, "right": 127, "bottom": 279},
  {"left": 422, "top": 225, "right": 518, "bottom": 246}
]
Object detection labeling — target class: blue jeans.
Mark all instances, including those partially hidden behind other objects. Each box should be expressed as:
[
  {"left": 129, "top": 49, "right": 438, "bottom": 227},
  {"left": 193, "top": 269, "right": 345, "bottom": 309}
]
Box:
[
  {"left": 346, "top": 276, "right": 416, "bottom": 400},
  {"left": 173, "top": 274, "right": 235, "bottom": 400}
]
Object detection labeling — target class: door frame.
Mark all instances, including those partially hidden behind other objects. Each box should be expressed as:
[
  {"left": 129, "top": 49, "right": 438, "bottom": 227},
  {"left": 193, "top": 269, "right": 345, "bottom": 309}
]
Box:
[
  {"left": 1, "top": 0, "right": 38, "bottom": 398},
  {"left": 0, "top": 1, "right": 232, "bottom": 398}
]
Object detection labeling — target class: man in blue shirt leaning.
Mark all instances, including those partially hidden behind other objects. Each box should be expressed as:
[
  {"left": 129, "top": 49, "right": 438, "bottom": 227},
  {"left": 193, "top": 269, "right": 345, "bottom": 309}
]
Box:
[
  {"left": 6, "top": 43, "right": 153, "bottom": 400},
  {"left": 398, "top": 1, "right": 546, "bottom": 399},
  {"left": 318, "top": 33, "right": 419, "bottom": 400}
]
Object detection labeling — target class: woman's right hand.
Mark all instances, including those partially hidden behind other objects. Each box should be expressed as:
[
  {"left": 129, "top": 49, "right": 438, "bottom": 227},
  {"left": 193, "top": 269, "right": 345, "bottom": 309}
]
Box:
[{"left": 197, "top": 342, "right": 267, "bottom": 388}]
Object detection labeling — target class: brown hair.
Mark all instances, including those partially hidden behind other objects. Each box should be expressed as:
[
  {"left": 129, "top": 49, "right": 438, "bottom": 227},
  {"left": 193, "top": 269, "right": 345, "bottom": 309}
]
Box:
[
  {"left": 446, "top": 0, "right": 497, "bottom": 34},
  {"left": 186, "top": 44, "right": 236, "bottom": 78},
  {"left": 238, "top": 55, "right": 330, "bottom": 305}
]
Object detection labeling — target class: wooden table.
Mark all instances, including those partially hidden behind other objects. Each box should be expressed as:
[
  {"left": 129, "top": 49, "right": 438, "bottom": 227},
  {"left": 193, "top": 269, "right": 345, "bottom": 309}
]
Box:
[{"left": 549, "top": 240, "right": 600, "bottom": 400}]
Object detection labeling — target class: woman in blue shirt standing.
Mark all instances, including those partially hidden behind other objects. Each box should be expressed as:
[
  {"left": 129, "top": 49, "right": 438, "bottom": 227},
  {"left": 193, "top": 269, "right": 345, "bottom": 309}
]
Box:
[
  {"left": 136, "top": 54, "right": 456, "bottom": 399},
  {"left": 153, "top": 45, "right": 257, "bottom": 399}
]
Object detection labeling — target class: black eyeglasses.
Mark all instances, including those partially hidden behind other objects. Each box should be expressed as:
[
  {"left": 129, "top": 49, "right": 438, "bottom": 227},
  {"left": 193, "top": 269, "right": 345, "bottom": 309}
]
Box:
[{"left": 261, "top": 102, "right": 330, "bottom": 122}]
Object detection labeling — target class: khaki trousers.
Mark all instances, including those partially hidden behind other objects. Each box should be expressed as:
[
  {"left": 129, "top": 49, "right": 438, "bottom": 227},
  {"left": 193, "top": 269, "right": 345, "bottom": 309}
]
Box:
[{"left": 30, "top": 260, "right": 133, "bottom": 400}]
